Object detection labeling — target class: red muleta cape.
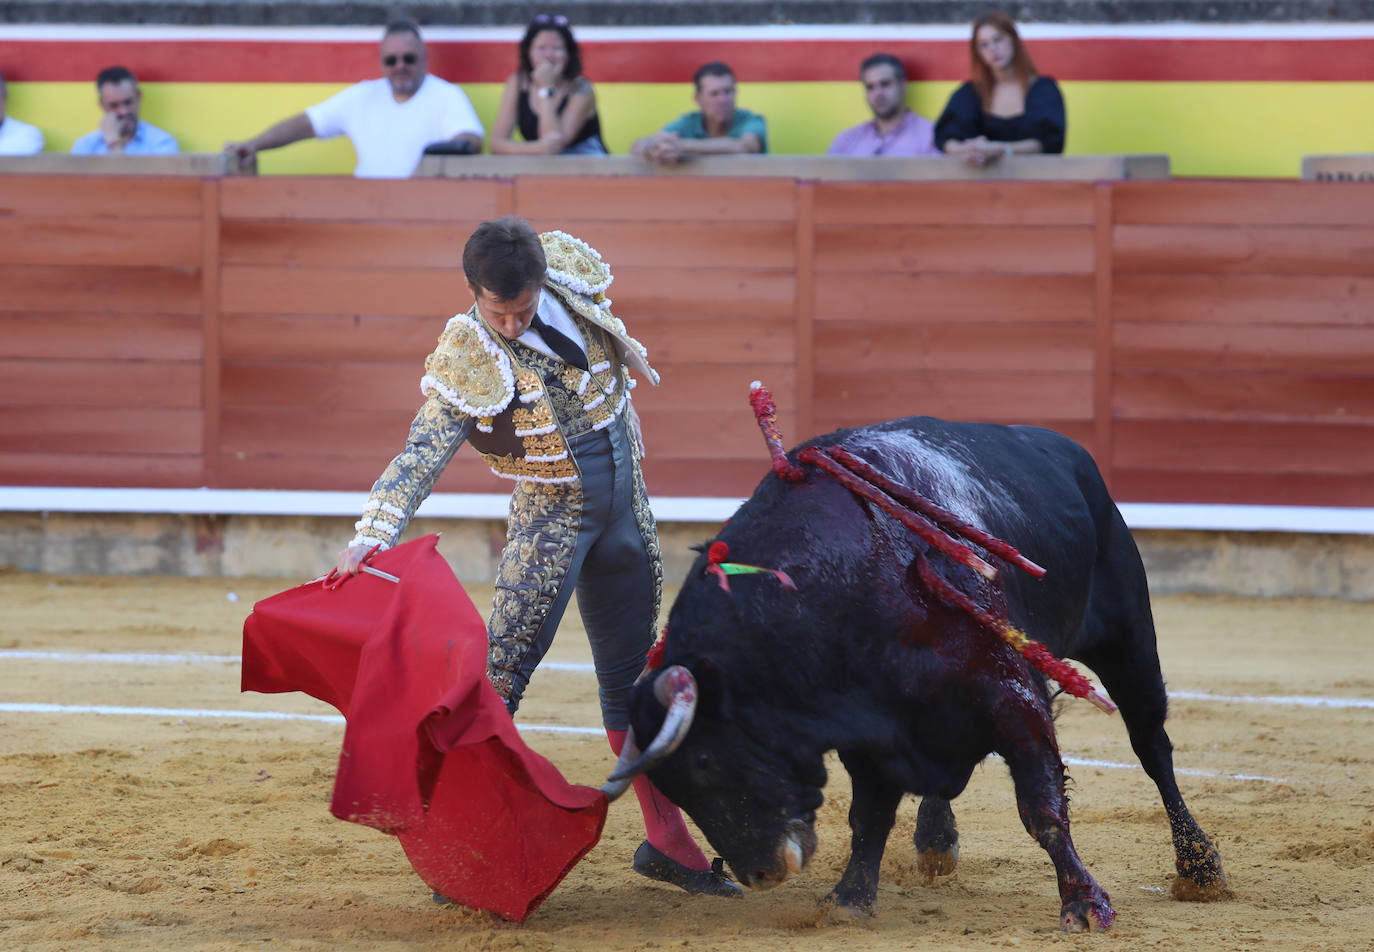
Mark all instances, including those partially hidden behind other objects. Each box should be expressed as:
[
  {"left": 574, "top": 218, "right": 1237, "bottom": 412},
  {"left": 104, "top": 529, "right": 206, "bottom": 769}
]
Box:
[{"left": 241, "top": 534, "right": 607, "bottom": 921}]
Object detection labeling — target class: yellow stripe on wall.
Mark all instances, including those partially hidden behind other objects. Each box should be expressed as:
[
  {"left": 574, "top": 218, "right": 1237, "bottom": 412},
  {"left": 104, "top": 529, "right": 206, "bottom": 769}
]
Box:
[{"left": 7, "top": 80, "right": 1370, "bottom": 177}]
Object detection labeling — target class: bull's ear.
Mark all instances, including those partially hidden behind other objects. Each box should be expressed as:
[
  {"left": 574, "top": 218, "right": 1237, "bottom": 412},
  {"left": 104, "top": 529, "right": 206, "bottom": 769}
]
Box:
[{"left": 689, "top": 656, "right": 731, "bottom": 718}]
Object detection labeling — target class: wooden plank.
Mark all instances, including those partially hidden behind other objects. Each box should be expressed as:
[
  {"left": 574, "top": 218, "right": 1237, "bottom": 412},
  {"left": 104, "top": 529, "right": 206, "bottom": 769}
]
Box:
[
  {"left": 220, "top": 407, "right": 430, "bottom": 457},
  {"left": 215, "top": 451, "right": 505, "bottom": 493},
  {"left": 1113, "top": 323, "right": 1374, "bottom": 374},
  {"left": 221, "top": 219, "right": 483, "bottom": 268},
  {"left": 609, "top": 267, "right": 795, "bottom": 320},
  {"left": 1114, "top": 224, "right": 1374, "bottom": 276},
  {"left": 219, "top": 177, "right": 504, "bottom": 221},
  {"left": 0, "top": 452, "right": 203, "bottom": 488},
  {"left": 0, "top": 408, "right": 201, "bottom": 454},
  {"left": 0, "top": 175, "right": 202, "bottom": 219},
  {"left": 640, "top": 409, "right": 797, "bottom": 459},
  {"left": 794, "top": 181, "right": 816, "bottom": 443},
  {"left": 812, "top": 322, "right": 1093, "bottom": 371},
  {"left": 0, "top": 313, "right": 202, "bottom": 359},
  {"left": 814, "top": 224, "right": 1095, "bottom": 275},
  {"left": 634, "top": 317, "right": 795, "bottom": 364},
  {"left": 201, "top": 179, "right": 222, "bottom": 487},
  {"left": 0, "top": 217, "right": 202, "bottom": 268},
  {"left": 633, "top": 364, "right": 795, "bottom": 414},
  {"left": 530, "top": 222, "right": 796, "bottom": 271},
  {"left": 813, "top": 181, "right": 1095, "bottom": 226},
  {"left": 221, "top": 314, "right": 446, "bottom": 361},
  {"left": 1113, "top": 420, "right": 1374, "bottom": 473},
  {"left": 641, "top": 458, "right": 777, "bottom": 499},
  {"left": 514, "top": 176, "right": 797, "bottom": 222},
  {"left": 812, "top": 369, "right": 1093, "bottom": 423},
  {"left": 1093, "top": 183, "right": 1114, "bottom": 492},
  {"left": 1110, "top": 469, "right": 1374, "bottom": 508},
  {"left": 813, "top": 273, "right": 1094, "bottom": 324},
  {"left": 1113, "top": 273, "right": 1374, "bottom": 327},
  {"left": 0, "top": 359, "right": 201, "bottom": 408},
  {"left": 0, "top": 266, "right": 202, "bottom": 314},
  {"left": 1114, "top": 180, "right": 1374, "bottom": 226},
  {"left": 220, "top": 265, "right": 465, "bottom": 317},
  {"left": 221, "top": 361, "right": 422, "bottom": 412},
  {"left": 1114, "top": 371, "right": 1374, "bottom": 424}
]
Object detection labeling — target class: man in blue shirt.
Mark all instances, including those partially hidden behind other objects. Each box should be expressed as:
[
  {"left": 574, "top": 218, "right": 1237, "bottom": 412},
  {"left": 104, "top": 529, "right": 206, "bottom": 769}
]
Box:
[
  {"left": 631, "top": 61, "right": 766, "bottom": 165},
  {"left": 71, "top": 66, "right": 178, "bottom": 155}
]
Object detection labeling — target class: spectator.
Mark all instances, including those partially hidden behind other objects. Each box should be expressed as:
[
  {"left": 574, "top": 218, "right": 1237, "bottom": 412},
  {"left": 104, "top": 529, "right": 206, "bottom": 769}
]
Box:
[
  {"left": 827, "top": 53, "right": 939, "bottom": 157},
  {"left": 224, "top": 20, "right": 484, "bottom": 177},
  {"left": 631, "top": 62, "right": 766, "bottom": 165},
  {"left": 934, "top": 11, "right": 1065, "bottom": 167},
  {"left": 71, "top": 66, "right": 178, "bottom": 155},
  {"left": 0, "top": 73, "right": 44, "bottom": 155},
  {"left": 491, "top": 14, "right": 607, "bottom": 155}
]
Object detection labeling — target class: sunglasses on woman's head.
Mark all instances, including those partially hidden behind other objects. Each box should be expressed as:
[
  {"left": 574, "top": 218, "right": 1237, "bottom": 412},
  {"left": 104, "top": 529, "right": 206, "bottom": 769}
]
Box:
[
  {"left": 531, "top": 13, "right": 569, "bottom": 26},
  {"left": 383, "top": 53, "right": 419, "bottom": 66}
]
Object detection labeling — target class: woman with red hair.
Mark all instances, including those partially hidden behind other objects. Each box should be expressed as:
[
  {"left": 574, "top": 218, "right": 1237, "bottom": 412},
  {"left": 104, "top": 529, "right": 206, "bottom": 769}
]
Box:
[{"left": 934, "top": 12, "right": 1065, "bottom": 167}]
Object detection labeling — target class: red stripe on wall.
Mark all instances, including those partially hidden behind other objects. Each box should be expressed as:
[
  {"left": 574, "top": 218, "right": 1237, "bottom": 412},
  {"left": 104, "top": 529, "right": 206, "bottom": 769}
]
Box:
[{"left": 7, "top": 37, "right": 1374, "bottom": 84}]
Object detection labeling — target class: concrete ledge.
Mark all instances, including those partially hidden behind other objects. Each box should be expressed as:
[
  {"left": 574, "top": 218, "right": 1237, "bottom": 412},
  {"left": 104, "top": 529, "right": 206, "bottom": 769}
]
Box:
[
  {"left": 416, "top": 153, "right": 1171, "bottom": 182},
  {"left": 3, "top": 510, "right": 1372, "bottom": 600}
]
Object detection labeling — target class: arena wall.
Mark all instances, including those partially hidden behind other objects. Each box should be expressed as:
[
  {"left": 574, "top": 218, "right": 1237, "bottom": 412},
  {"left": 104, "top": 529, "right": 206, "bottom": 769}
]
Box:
[{"left": 2, "top": 172, "right": 1371, "bottom": 508}]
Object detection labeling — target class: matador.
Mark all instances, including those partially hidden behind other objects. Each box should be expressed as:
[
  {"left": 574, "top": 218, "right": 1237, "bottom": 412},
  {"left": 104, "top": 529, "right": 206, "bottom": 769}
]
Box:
[{"left": 337, "top": 216, "right": 739, "bottom": 898}]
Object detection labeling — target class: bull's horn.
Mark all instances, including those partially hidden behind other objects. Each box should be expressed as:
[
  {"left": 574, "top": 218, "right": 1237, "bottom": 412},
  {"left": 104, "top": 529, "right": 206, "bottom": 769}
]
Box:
[
  {"left": 600, "top": 727, "right": 643, "bottom": 801},
  {"left": 600, "top": 665, "right": 698, "bottom": 799}
]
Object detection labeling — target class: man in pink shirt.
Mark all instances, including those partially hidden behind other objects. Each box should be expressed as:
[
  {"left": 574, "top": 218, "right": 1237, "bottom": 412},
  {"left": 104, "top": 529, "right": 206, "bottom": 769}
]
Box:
[{"left": 827, "top": 53, "right": 939, "bottom": 157}]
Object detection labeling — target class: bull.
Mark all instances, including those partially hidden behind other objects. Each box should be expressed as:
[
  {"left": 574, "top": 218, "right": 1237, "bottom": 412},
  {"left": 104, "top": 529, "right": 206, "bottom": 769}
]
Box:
[{"left": 605, "top": 409, "right": 1228, "bottom": 930}]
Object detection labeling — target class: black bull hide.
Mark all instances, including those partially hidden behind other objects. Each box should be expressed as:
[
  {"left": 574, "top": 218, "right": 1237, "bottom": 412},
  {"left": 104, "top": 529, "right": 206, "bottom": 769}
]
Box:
[{"left": 623, "top": 416, "right": 1229, "bottom": 930}]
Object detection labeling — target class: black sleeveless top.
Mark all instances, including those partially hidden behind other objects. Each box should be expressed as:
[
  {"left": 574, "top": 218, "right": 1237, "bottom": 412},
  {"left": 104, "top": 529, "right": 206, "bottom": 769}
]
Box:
[{"left": 517, "top": 78, "right": 606, "bottom": 153}]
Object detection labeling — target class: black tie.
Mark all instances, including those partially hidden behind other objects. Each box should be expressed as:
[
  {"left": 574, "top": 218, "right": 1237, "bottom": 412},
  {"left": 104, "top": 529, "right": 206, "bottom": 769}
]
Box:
[{"left": 530, "top": 315, "right": 589, "bottom": 371}]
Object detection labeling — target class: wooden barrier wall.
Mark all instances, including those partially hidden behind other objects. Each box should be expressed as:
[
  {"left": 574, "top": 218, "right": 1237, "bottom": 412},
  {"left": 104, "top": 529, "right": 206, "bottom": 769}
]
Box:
[{"left": 1, "top": 174, "right": 1371, "bottom": 507}]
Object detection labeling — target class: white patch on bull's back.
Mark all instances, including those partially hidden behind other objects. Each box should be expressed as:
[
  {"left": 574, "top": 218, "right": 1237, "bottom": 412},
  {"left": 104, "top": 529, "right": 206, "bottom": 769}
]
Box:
[{"left": 842, "top": 429, "right": 998, "bottom": 529}]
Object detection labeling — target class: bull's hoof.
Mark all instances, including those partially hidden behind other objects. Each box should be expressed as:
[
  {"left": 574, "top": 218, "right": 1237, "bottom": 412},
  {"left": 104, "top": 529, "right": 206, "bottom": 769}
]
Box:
[
  {"left": 1060, "top": 898, "right": 1114, "bottom": 933},
  {"left": 633, "top": 841, "right": 742, "bottom": 898},
  {"left": 916, "top": 845, "right": 959, "bottom": 883},
  {"left": 815, "top": 892, "right": 876, "bottom": 922},
  {"left": 1172, "top": 839, "right": 1230, "bottom": 900},
  {"left": 1170, "top": 874, "right": 1234, "bottom": 902}
]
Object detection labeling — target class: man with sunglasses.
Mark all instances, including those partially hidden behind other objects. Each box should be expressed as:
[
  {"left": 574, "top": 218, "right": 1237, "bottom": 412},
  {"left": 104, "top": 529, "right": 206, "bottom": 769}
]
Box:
[{"left": 224, "top": 20, "right": 483, "bottom": 177}]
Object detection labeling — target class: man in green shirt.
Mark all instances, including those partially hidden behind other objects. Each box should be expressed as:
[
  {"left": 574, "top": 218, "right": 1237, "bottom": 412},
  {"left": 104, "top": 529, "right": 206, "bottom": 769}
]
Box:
[{"left": 631, "top": 61, "right": 767, "bottom": 164}]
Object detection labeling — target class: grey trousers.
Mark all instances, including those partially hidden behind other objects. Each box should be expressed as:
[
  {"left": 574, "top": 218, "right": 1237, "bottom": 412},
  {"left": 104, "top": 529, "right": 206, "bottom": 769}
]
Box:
[{"left": 486, "top": 415, "right": 661, "bottom": 731}]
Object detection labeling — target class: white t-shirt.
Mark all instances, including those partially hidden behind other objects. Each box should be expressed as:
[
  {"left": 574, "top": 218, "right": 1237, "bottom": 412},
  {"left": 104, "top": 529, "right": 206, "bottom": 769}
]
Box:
[
  {"left": 0, "top": 115, "right": 44, "bottom": 155},
  {"left": 305, "top": 75, "right": 484, "bottom": 178}
]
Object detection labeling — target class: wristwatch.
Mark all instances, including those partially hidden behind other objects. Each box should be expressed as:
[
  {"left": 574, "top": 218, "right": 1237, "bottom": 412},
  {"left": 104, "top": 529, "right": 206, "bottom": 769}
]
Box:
[{"left": 538, "top": 86, "right": 557, "bottom": 99}]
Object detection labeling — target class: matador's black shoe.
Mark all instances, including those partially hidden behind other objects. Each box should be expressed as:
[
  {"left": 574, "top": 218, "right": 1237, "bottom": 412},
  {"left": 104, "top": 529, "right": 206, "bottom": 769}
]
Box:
[{"left": 632, "top": 841, "right": 742, "bottom": 898}]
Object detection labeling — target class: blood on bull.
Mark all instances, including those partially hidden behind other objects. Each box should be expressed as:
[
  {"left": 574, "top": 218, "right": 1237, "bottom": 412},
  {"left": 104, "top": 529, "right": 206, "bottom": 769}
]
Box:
[{"left": 604, "top": 384, "right": 1229, "bottom": 931}]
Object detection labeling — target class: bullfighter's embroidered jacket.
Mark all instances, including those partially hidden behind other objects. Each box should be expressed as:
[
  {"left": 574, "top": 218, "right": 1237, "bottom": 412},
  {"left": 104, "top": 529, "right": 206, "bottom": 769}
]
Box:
[{"left": 350, "top": 231, "right": 658, "bottom": 550}]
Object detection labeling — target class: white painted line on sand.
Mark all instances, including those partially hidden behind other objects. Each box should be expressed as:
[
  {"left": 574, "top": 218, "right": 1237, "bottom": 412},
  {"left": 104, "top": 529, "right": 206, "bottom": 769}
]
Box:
[
  {"left": 0, "top": 650, "right": 595, "bottom": 671},
  {"left": 7, "top": 652, "right": 1370, "bottom": 711},
  {"left": 0, "top": 702, "right": 602, "bottom": 735},
  {"left": 1064, "top": 756, "right": 1287, "bottom": 784},
  {"left": 1169, "top": 690, "right": 1374, "bottom": 710},
  {"left": 0, "top": 650, "right": 241, "bottom": 665},
  {"left": 0, "top": 704, "right": 1290, "bottom": 782}
]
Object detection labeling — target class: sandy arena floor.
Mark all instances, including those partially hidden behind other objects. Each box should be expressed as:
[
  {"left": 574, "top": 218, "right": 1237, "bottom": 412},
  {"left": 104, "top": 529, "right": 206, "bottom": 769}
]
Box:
[{"left": 1, "top": 566, "right": 1371, "bottom": 952}]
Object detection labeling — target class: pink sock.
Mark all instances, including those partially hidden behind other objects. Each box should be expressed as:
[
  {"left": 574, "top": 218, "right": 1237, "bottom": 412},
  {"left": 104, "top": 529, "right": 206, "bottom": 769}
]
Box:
[{"left": 608, "top": 728, "right": 710, "bottom": 871}]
